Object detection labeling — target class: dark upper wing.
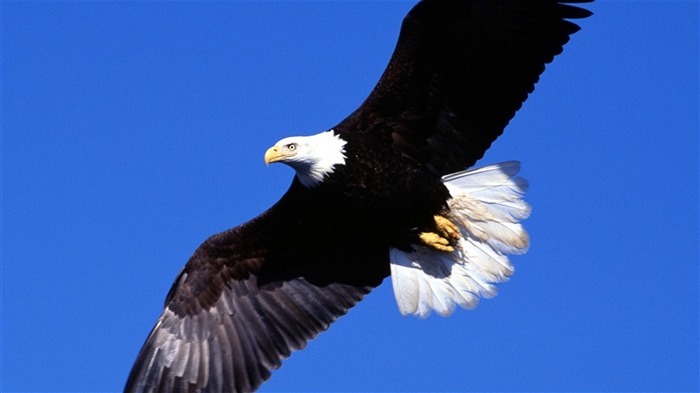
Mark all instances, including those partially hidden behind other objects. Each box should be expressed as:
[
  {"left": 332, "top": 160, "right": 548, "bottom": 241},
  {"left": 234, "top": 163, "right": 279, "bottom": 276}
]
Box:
[
  {"left": 125, "top": 183, "right": 389, "bottom": 393},
  {"left": 335, "top": 0, "right": 592, "bottom": 175}
]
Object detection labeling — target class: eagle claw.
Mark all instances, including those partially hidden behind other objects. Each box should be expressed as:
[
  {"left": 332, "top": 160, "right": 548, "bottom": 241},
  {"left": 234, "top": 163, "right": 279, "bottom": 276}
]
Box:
[
  {"left": 434, "top": 215, "right": 461, "bottom": 240},
  {"left": 418, "top": 232, "right": 454, "bottom": 253}
]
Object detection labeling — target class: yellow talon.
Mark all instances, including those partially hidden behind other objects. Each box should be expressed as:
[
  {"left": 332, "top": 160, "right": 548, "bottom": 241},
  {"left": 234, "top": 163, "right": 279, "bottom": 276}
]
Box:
[
  {"left": 434, "top": 215, "right": 460, "bottom": 240},
  {"left": 419, "top": 232, "right": 454, "bottom": 253}
]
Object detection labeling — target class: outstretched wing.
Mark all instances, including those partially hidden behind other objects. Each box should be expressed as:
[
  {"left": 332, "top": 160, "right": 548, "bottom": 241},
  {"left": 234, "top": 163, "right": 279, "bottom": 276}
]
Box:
[
  {"left": 335, "top": 0, "right": 592, "bottom": 175},
  {"left": 125, "top": 182, "right": 389, "bottom": 393}
]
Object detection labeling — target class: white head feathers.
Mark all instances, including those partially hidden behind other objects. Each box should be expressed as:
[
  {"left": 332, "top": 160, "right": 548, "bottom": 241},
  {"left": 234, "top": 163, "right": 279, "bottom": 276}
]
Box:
[{"left": 265, "top": 130, "right": 347, "bottom": 188}]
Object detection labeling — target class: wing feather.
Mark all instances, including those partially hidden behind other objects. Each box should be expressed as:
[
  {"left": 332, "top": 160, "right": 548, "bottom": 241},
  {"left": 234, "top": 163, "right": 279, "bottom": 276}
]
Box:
[
  {"left": 125, "top": 186, "right": 388, "bottom": 393},
  {"left": 336, "top": 0, "right": 592, "bottom": 175}
]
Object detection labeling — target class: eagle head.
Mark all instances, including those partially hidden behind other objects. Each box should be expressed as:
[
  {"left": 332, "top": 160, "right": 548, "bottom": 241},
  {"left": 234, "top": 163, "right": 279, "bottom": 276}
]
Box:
[{"left": 264, "top": 130, "right": 347, "bottom": 188}]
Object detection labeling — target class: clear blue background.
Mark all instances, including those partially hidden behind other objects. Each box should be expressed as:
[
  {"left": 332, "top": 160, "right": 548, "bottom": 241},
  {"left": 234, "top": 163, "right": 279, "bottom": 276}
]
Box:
[{"left": 2, "top": 1, "right": 698, "bottom": 392}]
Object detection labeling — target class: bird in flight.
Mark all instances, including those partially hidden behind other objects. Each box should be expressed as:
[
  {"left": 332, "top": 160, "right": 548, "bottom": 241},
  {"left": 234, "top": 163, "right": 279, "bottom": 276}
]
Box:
[{"left": 126, "top": 1, "right": 592, "bottom": 392}]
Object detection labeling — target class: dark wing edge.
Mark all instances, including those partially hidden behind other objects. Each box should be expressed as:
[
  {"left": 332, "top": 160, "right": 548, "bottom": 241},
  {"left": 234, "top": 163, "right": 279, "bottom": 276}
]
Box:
[
  {"left": 335, "top": 0, "right": 593, "bottom": 175},
  {"left": 124, "top": 195, "right": 387, "bottom": 393},
  {"left": 125, "top": 277, "right": 372, "bottom": 393}
]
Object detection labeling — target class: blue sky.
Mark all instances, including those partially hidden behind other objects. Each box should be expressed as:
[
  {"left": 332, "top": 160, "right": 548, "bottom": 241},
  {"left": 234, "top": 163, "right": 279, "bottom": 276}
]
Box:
[{"left": 2, "top": 1, "right": 698, "bottom": 392}]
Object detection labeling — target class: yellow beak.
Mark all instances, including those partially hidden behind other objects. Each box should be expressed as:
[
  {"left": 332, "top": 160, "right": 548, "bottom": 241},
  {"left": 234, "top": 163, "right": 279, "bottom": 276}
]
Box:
[{"left": 264, "top": 146, "right": 282, "bottom": 166}]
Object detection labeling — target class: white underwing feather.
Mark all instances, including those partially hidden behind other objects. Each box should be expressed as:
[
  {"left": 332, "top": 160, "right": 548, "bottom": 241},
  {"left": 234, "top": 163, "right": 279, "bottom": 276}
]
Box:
[{"left": 390, "top": 161, "right": 530, "bottom": 318}]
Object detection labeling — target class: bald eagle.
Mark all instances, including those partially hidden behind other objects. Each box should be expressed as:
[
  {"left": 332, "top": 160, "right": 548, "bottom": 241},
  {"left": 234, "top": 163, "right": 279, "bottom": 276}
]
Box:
[{"left": 125, "top": 1, "right": 592, "bottom": 392}]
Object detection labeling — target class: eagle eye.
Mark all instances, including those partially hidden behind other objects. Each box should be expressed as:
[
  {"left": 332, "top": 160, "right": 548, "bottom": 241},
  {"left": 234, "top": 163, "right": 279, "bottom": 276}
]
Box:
[{"left": 287, "top": 143, "right": 297, "bottom": 151}]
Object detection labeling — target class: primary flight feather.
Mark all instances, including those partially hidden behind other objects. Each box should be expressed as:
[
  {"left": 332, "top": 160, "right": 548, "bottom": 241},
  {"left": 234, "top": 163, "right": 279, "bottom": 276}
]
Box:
[{"left": 125, "top": 1, "right": 592, "bottom": 391}]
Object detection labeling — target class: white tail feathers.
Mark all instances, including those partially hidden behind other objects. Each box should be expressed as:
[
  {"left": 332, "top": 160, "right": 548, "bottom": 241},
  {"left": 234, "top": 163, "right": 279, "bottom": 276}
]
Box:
[{"left": 390, "top": 161, "right": 531, "bottom": 318}]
